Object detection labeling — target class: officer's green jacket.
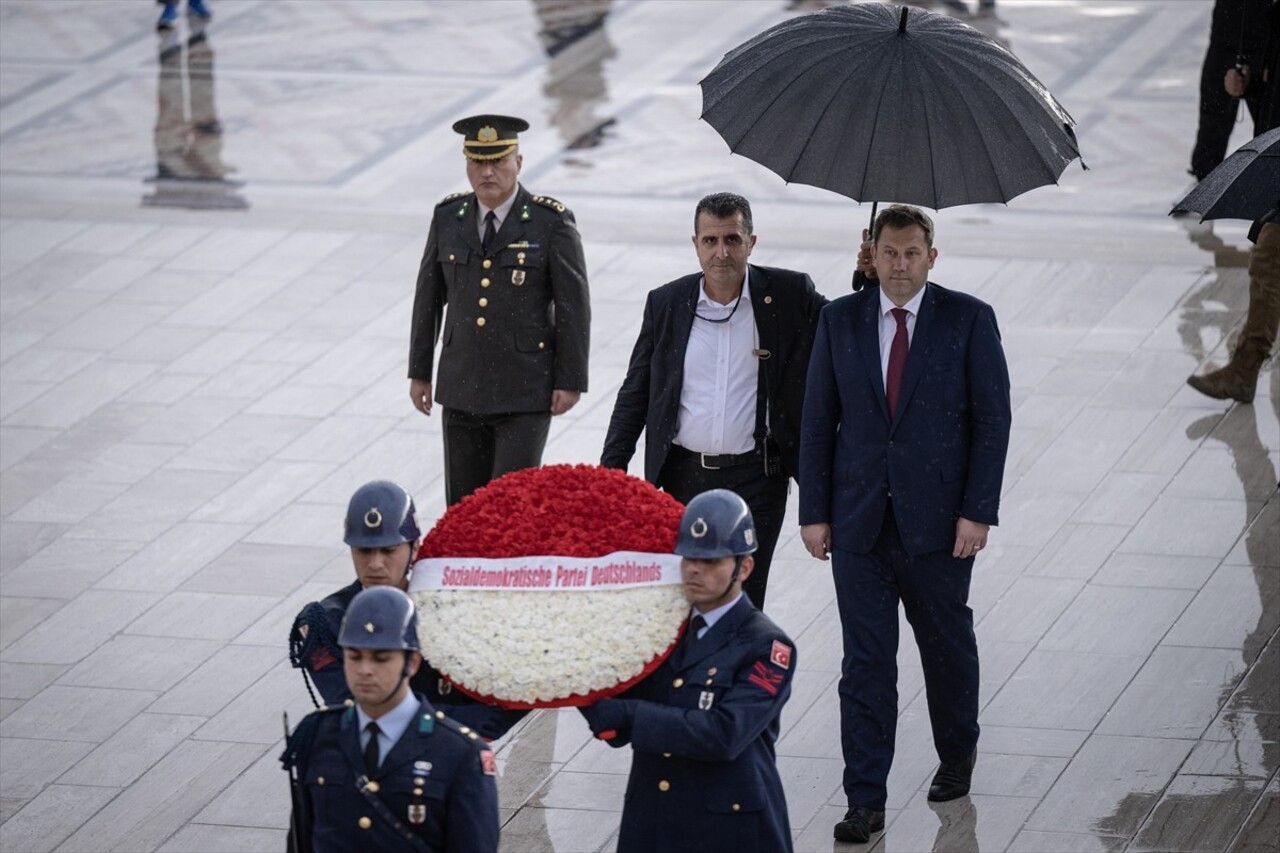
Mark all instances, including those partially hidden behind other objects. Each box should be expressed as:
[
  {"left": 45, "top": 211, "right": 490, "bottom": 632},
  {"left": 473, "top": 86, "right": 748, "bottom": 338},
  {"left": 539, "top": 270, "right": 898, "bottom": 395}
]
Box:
[{"left": 408, "top": 184, "right": 590, "bottom": 414}]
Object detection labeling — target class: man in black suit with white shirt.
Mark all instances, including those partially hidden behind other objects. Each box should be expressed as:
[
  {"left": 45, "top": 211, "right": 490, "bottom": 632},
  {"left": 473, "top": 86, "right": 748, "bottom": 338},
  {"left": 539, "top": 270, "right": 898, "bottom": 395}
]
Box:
[{"left": 601, "top": 192, "right": 827, "bottom": 608}]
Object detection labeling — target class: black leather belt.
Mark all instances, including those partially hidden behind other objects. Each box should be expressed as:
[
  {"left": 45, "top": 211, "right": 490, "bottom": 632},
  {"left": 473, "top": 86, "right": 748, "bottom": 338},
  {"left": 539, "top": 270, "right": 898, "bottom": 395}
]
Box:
[{"left": 671, "top": 444, "right": 758, "bottom": 470}]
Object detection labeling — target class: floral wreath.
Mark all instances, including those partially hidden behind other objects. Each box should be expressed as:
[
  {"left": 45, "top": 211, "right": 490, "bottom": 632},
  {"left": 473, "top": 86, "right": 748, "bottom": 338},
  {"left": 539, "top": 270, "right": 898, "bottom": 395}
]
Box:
[{"left": 409, "top": 464, "right": 688, "bottom": 709}]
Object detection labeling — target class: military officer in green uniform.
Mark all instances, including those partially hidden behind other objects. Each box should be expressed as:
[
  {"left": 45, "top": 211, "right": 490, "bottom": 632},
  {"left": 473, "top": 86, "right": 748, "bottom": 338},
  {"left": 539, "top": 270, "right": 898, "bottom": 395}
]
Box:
[{"left": 408, "top": 114, "right": 591, "bottom": 505}]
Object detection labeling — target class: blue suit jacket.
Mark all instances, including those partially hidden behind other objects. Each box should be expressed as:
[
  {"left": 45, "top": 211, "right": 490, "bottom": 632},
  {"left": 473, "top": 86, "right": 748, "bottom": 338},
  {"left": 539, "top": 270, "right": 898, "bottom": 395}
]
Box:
[{"left": 798, "top": 283, "right": 1012, "bottom": 556}]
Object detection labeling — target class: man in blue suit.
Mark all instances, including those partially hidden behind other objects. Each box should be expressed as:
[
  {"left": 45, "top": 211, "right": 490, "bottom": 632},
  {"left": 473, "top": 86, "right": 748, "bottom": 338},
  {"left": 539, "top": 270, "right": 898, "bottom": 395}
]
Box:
[{"left": 798, "top": 205, "right": 1012, "bottom": 844}]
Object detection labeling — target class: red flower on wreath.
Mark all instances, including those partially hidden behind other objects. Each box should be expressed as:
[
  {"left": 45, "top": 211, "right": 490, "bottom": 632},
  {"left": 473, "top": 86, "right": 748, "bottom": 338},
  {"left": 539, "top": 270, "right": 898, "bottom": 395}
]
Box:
[
  {"left": 418, "top": 464, "right": 684, "bottom": 560},
  {"left": 414, "top": 464, "right": 689, "bottom": 709}
]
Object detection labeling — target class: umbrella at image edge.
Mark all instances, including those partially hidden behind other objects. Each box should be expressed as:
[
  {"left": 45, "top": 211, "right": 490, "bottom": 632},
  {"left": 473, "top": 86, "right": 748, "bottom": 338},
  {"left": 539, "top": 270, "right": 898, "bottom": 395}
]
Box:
[
  {"left": 1172, "top": 126, "right": 1280, "bottom": 223},
  {"left": 699, "top": 3, "right": 1083, "bottom": 211}
]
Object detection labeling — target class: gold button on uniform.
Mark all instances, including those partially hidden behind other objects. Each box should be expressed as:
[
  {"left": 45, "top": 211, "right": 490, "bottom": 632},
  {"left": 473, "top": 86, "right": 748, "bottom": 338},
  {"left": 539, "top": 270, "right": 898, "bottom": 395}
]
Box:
[
  {"left": 479, "top": 297, "right": 488, "bottom": 307},
  {"left": 662, "top": 752, "right": 672, "bottom": 758},
  {"left": 732, "top": 803, "right": 741, "bottom": 812},
  {"left": 480, "top": 278, "right": 490, "bottom": 287},
  {"left": 317, "top": 776, "right": 325, "bottom": 785},
  {"left": 672, "top": 678, "right": 684, "bottom": 688},
  {"left": 414, "top": 787, "right": 423, "bottom": 796},
  {"left": 537, "top": 341, "right": 545, "bottom": 350},
  {"left": 358, "top": 817, "right": 372, "bottom": 830},
  {"left": 476, "top": 317, "right": 486, "bottom": 327},
  {"left": 448, "top": 254, "right": 456, "bottom": 262},
  {"left": 482, "top": 259, "right": 492, "bottom": 269},
  {"left": 365, "top": 781, "right": 380, "bottom": 793},
  {"left": 658, "top": 780, "right": 670, "bottom": 792}
]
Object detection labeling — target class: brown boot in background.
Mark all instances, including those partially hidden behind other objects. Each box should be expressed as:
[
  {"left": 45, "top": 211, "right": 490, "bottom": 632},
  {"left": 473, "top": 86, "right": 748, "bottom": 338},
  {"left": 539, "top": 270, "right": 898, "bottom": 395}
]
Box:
[
  {"left": 1188, "top": 223, "right": 1280, "bottom": 405},
  {"left": 1187, "top": 341, "right": 1270, "bottom": 403}
]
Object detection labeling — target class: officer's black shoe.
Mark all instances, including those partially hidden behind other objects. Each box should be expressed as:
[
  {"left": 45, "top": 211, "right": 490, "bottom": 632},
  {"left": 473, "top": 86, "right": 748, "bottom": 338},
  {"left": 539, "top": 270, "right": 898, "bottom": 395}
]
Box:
[
  {"left": 833, "top": 806, "right": 884, "bottom": 843},
  {"left": 927, "top": 750, "right": 977, "bottom": 802}
]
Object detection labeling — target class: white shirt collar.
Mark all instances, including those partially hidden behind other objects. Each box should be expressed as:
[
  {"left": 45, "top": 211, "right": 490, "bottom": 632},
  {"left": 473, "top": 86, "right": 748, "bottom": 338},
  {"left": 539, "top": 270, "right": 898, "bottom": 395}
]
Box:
[
  {"left": 879, "top": 284, "right": 926, "bottom": 318},
  {"left": 696, "top": 269, "right": 753, "bottom": 308}
]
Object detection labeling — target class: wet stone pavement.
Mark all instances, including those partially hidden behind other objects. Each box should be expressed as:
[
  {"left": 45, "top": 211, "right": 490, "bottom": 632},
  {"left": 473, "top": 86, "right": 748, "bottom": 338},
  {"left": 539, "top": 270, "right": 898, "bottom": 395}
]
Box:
[{"left": 0, "top": 1, "right": 1276, "bottom": 851}]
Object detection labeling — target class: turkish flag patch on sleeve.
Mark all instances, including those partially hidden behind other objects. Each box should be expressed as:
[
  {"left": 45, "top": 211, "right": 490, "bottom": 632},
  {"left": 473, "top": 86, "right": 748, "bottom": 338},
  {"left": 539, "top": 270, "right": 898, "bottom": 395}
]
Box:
[
  {"left": 480, "top": 748, "right": 497, "bottom": 776},
  {"left": 770, "top": 640, "right": 792, "bottom": 670}
]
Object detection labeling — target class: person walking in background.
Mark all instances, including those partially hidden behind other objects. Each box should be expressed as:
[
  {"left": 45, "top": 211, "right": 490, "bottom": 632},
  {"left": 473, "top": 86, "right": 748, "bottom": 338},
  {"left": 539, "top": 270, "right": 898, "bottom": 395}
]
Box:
[
  {"left": 1188, "top": 0, "right": 1280, "bottom": 403},
  {"left": 408, "top": 114, "right": 591, "bottom": 505},
  {"left": 798, "top": 204, "right": 1012, "bottom": 844},
  {"left": 601, "top": 192, "right": 826, "bottom": 609},
  {"left": 1188, "top": 0, "right": 1268, "bottom": 183},
  {"left": 156, "top": 0, "right": 211, "bottom": 31}
]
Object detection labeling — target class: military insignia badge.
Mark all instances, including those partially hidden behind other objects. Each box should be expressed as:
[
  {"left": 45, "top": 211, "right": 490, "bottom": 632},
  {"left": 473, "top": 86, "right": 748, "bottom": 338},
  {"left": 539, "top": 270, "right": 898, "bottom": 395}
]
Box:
[
  {"left": 744, "top": 528, "right": 755, "bottom": 547},
  {"left": 512, "top": 270, "right": 526, "bottom": 286},
  {"left": 690, "top": 518, "right": 708, "bottom": 538},
  {"left": 364, "top": 622, "right": 375, "bottom": 633},
  {"left": 408, "top": 804, "right": 426, "bottom": 825},
  {"left": 770, "top": 640, "right": 792, "bottom": 670},
  {"left": 438, "top": 678, "right": 452, "bottom": 695},
  {"left": 364, "top": 508, "right": 382, "bottom": 528},
  {"left": 480, "top": 748, "right": 497, "bottom": 776},
  {"left": 414, "top": 760, "right": 433, "bottom": 773},
  {"left": 699, "top": 690, "right": 714, "bottom": 710},
  {"left": 477, "top": 126, "right": 498, "bottom": 143}
]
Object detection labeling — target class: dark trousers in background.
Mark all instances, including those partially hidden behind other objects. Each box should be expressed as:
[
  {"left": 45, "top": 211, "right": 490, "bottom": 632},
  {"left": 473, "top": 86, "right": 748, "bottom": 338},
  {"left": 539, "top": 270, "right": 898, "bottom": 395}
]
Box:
[
  {"left": 831, "top": 503, "right": 979, "bottom": 811},
  {"left": 441, "top": 408, "right": 551, "bottom": 505},
  {"left": 656, "top": 445, "right": 789, "bottom": 609}
]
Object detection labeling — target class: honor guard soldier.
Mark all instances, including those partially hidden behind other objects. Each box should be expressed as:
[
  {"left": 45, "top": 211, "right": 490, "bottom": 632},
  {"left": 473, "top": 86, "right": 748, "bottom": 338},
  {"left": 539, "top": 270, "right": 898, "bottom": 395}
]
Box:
[
  {"left": 289, "top": 480, "right": 524, "bottom": 739},
  {"left": 281, "top": 587, "right": 499, "bottom": 853},
  {"left": 408, "top": 114, "right": 591, "bottom": 505},
  {"left": 581, "top": 490, "right": 797, "bottom": 853}
]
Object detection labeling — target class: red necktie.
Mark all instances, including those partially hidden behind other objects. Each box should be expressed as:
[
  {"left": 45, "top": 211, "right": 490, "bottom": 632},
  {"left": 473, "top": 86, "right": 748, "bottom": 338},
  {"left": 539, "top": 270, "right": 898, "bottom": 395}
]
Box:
[{"left": 886, "top": 308, "right": 909, "bottom": 417}]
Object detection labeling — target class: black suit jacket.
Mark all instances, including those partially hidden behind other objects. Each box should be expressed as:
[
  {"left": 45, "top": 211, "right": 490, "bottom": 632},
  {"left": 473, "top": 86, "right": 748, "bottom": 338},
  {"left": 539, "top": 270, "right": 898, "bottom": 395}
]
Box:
[{"left": 601, "top": 264, "right": 826, "bottom": 483}]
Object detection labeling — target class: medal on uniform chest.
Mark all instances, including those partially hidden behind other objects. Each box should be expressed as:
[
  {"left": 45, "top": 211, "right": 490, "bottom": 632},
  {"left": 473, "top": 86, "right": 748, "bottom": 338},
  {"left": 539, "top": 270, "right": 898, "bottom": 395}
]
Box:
[
  {"left": 699, "top": 690, "right": 714, "bottom": 710},
  {"left": 512, "top": 269, "right": 526, "bottom": 286},
  {"left": 408, "top": 803, "right": 426, "bottom": 825}
]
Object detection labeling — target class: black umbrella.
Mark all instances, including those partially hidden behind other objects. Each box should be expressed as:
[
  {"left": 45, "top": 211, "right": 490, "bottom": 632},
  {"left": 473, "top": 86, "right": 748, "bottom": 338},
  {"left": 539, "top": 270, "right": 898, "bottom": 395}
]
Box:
[
  {"left": 700, "top": 3, "right": 1081, "bottom": 210},
  {"left": 1172, "top": 126, "right": 1280, "bottom": 222}
]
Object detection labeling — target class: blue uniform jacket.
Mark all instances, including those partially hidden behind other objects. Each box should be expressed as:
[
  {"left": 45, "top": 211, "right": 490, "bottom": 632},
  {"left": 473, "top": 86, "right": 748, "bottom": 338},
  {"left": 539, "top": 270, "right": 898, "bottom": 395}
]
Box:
[
  {"left": 288, "top": 696, "right": 499, "bottom": 853},
  {"left": 289, "top": 581, "right": 526, "bottom": 740},
  {"left": 585, "top": 596, "right": 796, "bottom": 853}
]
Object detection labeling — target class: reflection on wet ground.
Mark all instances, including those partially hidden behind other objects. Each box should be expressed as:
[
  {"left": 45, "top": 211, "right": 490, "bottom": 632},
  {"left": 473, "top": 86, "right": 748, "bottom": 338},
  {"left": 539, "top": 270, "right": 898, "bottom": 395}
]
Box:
[{"left": 0, "top": 1, "right": 1276, "bottom": 851}]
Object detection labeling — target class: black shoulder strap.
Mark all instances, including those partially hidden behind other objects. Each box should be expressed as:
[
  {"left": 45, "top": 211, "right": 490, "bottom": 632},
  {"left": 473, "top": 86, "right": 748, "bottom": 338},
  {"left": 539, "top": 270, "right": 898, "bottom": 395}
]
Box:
[{"left": 355, "top": 775, "right": 430, "bottom": 853}]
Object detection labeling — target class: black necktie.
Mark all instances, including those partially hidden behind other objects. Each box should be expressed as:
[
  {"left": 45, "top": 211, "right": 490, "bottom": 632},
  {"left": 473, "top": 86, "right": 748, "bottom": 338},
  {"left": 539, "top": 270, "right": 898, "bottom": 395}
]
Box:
[
  {"left": 364, "top": 721, "right": 381, "bottom": 777},
  {"left": 482, "top": 210, "right": 497, "bottom": 255},
  {"left": 689, "top": 614, "right": 707, "bottom": 641}
]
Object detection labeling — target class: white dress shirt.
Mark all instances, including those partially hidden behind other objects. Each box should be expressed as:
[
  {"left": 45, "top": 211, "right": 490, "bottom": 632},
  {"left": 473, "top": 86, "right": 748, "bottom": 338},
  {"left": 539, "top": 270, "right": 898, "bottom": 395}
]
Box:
[
  {"left": 673, "top": 274, "right": 759, "bottom": 455},
  {"left": 878, "top": 286, "right": 926, "bottom": 386}
]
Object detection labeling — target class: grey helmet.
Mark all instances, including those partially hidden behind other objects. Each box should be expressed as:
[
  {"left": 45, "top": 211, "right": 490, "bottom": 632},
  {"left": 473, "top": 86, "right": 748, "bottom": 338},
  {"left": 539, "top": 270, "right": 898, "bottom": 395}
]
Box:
[
  {"left": 337, "top": 587, "right": 421, "bottom": 652},
  {"left": 344, "top": 480, "right": 421, "bottom": 549},
  {"left": 674, "top": 489, "right": 758, "bottom": 559}
]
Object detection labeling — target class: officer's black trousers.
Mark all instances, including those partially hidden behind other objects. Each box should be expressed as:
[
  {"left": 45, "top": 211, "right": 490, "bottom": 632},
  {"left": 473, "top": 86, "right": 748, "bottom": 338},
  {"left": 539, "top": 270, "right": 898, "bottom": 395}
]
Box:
[{"left": 441, "top": 407, "right": 550, "bottom": 505}]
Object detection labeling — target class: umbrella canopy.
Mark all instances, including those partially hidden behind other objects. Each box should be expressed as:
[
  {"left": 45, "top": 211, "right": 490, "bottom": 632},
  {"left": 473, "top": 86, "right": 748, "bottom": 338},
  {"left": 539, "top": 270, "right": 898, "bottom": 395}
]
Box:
[
  {"left": 700, "top": 3, "right": 1081, "bottom": 210},
  {"left": 1172, "top": 126, "right": 1280, "bottom": 222}
]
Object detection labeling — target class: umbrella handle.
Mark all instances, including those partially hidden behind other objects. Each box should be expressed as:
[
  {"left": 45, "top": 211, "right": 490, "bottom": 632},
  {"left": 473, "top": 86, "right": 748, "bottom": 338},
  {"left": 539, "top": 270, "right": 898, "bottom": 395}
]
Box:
[{"left": 851, "top": 202, "right": 878, "bottom": 292}]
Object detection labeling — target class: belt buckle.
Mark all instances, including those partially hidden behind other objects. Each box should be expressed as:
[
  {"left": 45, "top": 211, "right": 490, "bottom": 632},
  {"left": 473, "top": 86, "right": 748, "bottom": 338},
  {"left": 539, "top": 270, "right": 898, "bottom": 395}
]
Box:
[{"left": 699, "top": 452, "right": 720, "bottom": 470}]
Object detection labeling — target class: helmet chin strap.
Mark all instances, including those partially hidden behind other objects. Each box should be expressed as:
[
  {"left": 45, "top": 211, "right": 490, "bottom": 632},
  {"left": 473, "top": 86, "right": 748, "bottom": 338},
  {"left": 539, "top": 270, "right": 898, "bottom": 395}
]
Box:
[
  {"left": 368, "top": 652, "right": 413, "bottom": 709},
  {"left": 712, "top": 555, "right": 746, "bottom": 602}
]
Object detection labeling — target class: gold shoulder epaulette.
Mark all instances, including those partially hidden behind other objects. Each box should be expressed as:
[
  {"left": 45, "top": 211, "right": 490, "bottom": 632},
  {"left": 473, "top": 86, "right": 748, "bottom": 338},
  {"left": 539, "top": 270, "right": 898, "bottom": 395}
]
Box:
[
  {"left": 437, "top": 191, "right": 469, "bottom": 208},
  {"left": 529, "top": 194, "right": 568, "bottom": 214}
]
